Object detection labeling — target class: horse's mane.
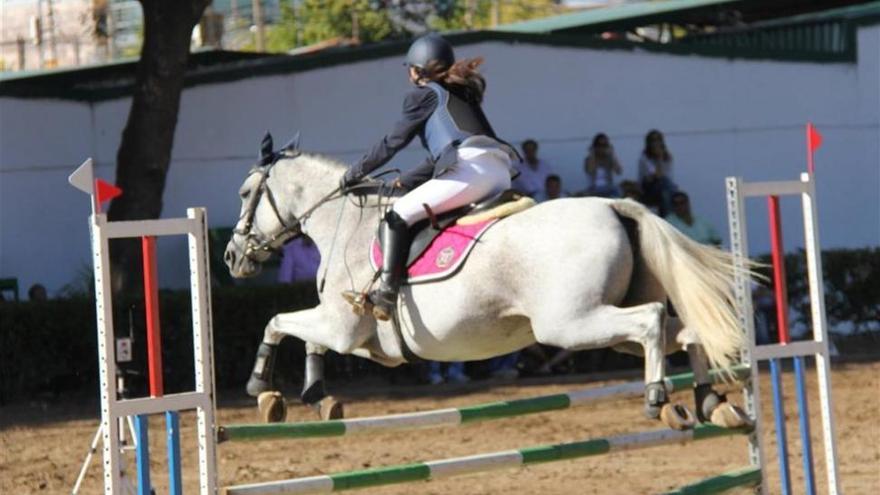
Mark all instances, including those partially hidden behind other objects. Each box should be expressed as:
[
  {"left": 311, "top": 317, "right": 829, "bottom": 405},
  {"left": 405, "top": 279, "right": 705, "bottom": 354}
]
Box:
[
  {"left": 276, "top": 152, "right": 397, "bottom": 207},
  {"left": 277, "top": 152, "right": 348, "bottom": 173}
]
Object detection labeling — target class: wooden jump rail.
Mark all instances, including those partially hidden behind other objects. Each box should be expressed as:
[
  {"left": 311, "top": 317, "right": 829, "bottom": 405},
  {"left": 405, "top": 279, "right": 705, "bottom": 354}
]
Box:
[
  {"left": 222, "top": 424, "right": 753, "bottom": 495},
  {"left": 664, "top": 466, "right": 762, "bottom": 495}
]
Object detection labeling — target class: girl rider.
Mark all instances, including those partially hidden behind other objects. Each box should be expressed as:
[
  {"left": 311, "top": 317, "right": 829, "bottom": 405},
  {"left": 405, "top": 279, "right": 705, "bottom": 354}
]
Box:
[{"left": 341, "top": 33, "right": 516, "bottom": 321}]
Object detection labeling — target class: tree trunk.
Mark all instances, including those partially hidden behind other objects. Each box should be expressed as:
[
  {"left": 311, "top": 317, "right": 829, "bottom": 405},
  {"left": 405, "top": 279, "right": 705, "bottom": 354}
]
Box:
[{"left": 107, "top": 0, "right": 211, "bottom": 295}]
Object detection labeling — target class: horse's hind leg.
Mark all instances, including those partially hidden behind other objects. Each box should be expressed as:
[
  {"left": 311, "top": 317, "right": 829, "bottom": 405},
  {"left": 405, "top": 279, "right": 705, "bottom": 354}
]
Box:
[
  {"left": 531, "top": 302, "right": 692, "bottom": 428},
  {"left": 674, "top": 322, "right": 751, "bottom": 428}
]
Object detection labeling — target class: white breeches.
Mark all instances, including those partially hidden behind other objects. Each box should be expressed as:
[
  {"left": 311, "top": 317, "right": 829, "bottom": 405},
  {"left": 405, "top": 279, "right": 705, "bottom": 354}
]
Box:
[{"left": 392, "top": 146, "right": 512, "bottom": 226}]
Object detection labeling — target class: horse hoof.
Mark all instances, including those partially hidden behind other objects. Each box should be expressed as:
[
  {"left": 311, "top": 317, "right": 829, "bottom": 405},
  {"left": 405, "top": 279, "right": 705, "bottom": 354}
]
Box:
[
  {"left": 710, "top": 403, "right": 753, "bottom": 429},
  {"left": 257, "top": 391, "right": 287, "bottom": 423},
  {"left": 316, "top": 396, "right": 344, "bottom": 420},
  {"left": 660, "top": 403, "right": 697, "bottom": 430}
]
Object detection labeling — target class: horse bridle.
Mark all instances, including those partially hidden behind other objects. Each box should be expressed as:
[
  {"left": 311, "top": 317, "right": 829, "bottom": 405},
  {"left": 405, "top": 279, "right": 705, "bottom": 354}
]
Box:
[{"left": 233, "top": 158, "right": 342, "bottom": 260}]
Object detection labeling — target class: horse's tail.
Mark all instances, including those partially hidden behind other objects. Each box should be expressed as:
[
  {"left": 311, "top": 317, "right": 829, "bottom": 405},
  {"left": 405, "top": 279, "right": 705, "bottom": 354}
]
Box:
[{"left": 607, "top": 198, "right": 748, "bottom": 371}]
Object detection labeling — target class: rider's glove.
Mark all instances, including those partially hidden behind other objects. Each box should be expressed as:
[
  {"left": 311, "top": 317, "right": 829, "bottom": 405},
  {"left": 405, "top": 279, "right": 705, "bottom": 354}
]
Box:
[{"left": 340, "top": 168, "right": 362, "bottom": 190}]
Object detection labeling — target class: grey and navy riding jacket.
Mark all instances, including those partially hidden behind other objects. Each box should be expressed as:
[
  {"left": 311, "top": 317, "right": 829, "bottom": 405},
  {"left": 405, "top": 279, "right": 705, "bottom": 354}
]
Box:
[{"left": 349, "top": 82, "right": 510, "bottom": 190}]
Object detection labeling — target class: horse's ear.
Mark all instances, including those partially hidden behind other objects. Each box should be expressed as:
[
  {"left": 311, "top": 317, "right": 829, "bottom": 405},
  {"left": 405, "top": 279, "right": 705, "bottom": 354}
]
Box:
[
  {"left": 281, "top": 132, "right": 301, "bottom": 156},
  {"left": 260, "top": 132, "right": 274, "bottom": 165}
]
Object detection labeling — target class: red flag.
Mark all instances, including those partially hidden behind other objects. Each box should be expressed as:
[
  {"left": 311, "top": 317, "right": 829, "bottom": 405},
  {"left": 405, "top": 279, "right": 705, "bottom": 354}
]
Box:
[
  {"left": 807, "top": 122, "right": 823, "bottom": 152},
  {"left": 806, "top": 123, "right": 823, "bottom": 174},
  {"left": 95, "top": 179, "right": 123, "bottom": 204}
]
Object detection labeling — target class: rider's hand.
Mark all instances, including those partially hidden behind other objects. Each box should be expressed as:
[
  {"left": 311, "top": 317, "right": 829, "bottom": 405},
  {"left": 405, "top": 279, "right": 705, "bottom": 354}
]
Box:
[{"left": 340, "top": 168, "right": 362, "bottom": 190}]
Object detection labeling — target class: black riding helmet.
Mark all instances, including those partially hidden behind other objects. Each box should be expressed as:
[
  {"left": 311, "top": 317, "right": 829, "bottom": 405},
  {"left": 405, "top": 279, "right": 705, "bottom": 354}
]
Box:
[{"left": 405, "top": 33, "right": 455, "bottom": 70}]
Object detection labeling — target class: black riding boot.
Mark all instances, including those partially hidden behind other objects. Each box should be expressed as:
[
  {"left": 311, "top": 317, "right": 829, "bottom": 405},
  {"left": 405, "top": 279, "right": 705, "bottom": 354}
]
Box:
[{"left": 370, "top": 211, "right": 410, "bottom": 321}]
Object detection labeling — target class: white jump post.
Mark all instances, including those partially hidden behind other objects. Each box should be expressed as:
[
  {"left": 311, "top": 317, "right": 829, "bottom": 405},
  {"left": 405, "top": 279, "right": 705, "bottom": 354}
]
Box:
[
  {"left": 70, "top": 159, "right": 219, "bottom": 494},
  {"left": 726, "top": 171, "right": 841, "bottom": 495}
]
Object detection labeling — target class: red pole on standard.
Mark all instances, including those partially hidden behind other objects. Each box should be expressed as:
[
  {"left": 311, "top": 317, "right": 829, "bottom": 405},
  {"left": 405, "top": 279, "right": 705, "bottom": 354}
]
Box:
[
  {"left": 767, "top": 196, "right": 791, "bottom": 344},
  {"left": 142, "top": 235, "right": 164, "bottom": 397}
]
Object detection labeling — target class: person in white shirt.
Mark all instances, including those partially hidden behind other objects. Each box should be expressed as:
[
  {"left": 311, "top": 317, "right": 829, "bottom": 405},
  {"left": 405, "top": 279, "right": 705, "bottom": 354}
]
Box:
[
  {"left": 664, "top": 191, "right": 722, "bottom": 246},
  {"left": 512, "top": 139, "right": 554, "bottom": 198}
]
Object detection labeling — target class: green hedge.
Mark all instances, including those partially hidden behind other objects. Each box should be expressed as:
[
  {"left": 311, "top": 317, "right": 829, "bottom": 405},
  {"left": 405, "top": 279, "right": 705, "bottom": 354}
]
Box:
[
  {"left": 1, "top": 248, "right": 877, "bottom": 404},
  {"left": 756, "top": 248, "right": 879, "bottom": 334},
  {"left": 0, "top": 283, "right": 319, "bottom": 404}
]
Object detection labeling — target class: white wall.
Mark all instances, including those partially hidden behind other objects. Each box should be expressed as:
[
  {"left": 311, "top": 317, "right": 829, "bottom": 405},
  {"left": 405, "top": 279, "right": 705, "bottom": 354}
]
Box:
[{"left": 2, "top": 27, "right": 878, "bottom": 296}]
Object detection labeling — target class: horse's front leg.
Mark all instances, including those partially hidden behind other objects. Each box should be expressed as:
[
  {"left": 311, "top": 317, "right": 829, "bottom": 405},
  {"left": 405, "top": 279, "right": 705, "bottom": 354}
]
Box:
[{"left": 246, "top": 306, "right": 370, "bottom": 422}]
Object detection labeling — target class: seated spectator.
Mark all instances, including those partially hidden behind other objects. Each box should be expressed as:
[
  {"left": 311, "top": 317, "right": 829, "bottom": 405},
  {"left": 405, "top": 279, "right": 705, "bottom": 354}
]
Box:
[
  {"left": 535, "top": 174, "right": 567, "bottom": 202},
  {"left": 28, "top": 283, "right": 48, "bottom": 301},
  {"left": 619, "top": 180, "right": 643, "bottom": 203},
  {"left": 638, "top": 129, "right": 678, "bottom": 216},
  {"left": 664, "top": 191, "right": 722, "bottom": 246},
  {"left": 512, "top": 139, "right": 554, "bottom": 198},
  {"left": 487, "top": 354, "right": 519, "bottom": 380},
  {"left": 278, "top": 237, "right": 321, "bottom": 283},
  {"left": 427, "top": 361, "right": 470, "bottom": 384},
  {"left": 753, "top": 282, "right": 775, "bottom": 345},
  {"left": 584, "top": 133, "right": 622, "bottom": 197}
]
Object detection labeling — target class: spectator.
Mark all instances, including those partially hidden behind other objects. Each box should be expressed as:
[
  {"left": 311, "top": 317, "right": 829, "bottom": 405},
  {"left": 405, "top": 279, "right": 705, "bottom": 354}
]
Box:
[
  {"left": 28, "top": 283, "right": 48, "bottom": 301},
  {"left": 278, "top": 237, "right": 321, "bottom": 283},
  {"left": 638, "top": 129, "right": 677, "bottom": 216},
  {"left": 427, "top": 361, "right": 470, "bottom": 384},
  {"left": 535, "top": 174, "right": 566, "bottom": 202},
  {"left": 619, "top": 180, "right": 643, "bottom": 203},
  {"left": 512, "top": 139, "right": 553, "bottom": 198},
  {"left": 753, "top": 283, "right": 775, "bottom": 345},
  {"left": 664, "top": 191, "right": 722, "bottom": 246},
  {"left": 584, "top": 133, "right": 622, "bottom": 197},
  {"left": 486, "top": 354, "right": 519, "bottom": 380}
]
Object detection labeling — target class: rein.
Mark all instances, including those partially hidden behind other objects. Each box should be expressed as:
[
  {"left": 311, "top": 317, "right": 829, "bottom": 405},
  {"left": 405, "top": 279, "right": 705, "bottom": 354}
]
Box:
[
  {"left": 234, "top": 157, "right": 394, "bottom": 261},
  {"left": 234, "top": 158, "right": 343, "bottom": 258}
]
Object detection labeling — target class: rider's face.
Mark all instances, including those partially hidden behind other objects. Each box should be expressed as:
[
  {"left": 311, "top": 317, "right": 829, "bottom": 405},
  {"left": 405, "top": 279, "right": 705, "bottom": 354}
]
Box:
[{"left": 408, "top": 66, "right": 420, "bottom": 84}]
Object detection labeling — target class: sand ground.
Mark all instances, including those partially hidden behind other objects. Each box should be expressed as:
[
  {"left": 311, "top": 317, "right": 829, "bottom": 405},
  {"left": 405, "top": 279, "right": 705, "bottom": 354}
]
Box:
[{"left": 1, "top": 362, "right": 877, "bottom": 494}]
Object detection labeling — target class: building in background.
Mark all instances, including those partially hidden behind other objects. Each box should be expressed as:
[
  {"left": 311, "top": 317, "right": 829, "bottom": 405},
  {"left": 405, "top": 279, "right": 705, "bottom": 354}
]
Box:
[
  {"left": 0, "top": 0, "right": 146, "bottom": 71},
  {"left": 0, "top": 0, "right": 285, "bottom": 72}
]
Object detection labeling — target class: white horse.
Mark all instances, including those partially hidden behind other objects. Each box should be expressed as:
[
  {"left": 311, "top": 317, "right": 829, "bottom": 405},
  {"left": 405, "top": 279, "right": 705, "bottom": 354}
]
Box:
[{"left": 224, "top": 142, "right": 750, "bottom": 429}]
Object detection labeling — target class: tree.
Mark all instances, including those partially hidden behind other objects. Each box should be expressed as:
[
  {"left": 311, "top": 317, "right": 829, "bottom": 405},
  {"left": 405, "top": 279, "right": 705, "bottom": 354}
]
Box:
[
  {"left": 267, "top": 0, "right": 400, "bottom": 51},
  {"left": 266, "top": 0, "right": 567, "bottom": 53},
  {"left": 107, "top": 0, "right": 212, "bottom": 294},
  {"left": 431, "top": 0, "right": 563, "bottom": 31}
]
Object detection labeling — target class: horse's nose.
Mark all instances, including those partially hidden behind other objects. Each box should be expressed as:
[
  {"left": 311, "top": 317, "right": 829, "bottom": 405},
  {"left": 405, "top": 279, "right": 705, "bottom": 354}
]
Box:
[{"left": 224, "top": 246, "right": 236, "bottom": 267}]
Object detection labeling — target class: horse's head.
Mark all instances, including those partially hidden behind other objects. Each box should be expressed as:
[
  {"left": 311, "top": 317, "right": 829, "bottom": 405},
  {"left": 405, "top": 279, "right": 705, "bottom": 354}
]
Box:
[{"left": 224, "top": 133, "right": 344, "bottom": 278}]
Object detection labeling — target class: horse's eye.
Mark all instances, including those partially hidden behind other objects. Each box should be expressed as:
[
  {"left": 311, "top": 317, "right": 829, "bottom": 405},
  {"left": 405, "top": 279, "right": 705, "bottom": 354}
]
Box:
[{"left": 240, "top": 189, "right": 249, "bottom": 200}]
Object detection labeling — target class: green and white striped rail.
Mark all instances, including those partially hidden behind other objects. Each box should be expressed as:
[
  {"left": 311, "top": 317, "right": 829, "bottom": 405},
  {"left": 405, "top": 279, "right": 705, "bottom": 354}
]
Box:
[
  {"left": 665, "top": 466, "right": 761, "bottom": 494},
  {"left": 218, "top": 366, "right": 749, "bottom": 443},
  {"left": 222, "top": 424, "right": 752, "bottom": 495}
]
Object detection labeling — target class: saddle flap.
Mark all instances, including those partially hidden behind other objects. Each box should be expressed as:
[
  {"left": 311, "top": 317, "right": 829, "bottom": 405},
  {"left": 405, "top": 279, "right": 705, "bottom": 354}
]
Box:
[
  {"left": 371, "top": 218, "right": 499, "bottom": 284},
  {"left": 377, "top": 189, "right": 525, "bottom": 261},
  {"left": 371, "top": 189, "right": 533, "bottom": 284}
]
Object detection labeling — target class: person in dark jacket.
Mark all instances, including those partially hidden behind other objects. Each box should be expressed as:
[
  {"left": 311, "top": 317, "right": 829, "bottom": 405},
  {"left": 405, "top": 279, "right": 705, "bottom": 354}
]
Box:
[{"left": 342, "top": 33, "right": 515, "bottom": 321}]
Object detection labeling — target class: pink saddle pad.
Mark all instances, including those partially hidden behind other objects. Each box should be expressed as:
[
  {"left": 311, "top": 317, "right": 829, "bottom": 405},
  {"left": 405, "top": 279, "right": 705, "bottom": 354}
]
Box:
[{"left": 370, "top": 218, "right": 499, "bottom": 284}]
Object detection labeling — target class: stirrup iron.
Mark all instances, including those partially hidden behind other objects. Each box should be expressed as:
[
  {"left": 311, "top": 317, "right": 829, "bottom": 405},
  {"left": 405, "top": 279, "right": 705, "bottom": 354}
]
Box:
[{"left": 342, "top": 290, "right": 372, "bottom": 316}]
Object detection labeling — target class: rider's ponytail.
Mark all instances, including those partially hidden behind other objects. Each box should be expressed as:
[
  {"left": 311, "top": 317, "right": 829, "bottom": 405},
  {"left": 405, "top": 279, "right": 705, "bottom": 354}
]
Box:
[{"left": 419, "top": 57, "right": 486, "bottom": 103}]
